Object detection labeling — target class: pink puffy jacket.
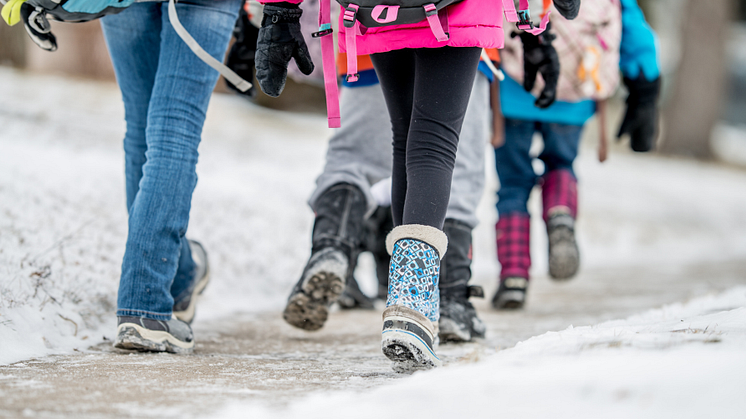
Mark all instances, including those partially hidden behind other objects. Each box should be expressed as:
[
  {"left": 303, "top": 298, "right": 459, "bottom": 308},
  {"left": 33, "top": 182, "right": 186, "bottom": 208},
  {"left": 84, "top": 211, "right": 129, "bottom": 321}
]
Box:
[{"left": 266, "top": 0, "right": 508, "bottom": 55}]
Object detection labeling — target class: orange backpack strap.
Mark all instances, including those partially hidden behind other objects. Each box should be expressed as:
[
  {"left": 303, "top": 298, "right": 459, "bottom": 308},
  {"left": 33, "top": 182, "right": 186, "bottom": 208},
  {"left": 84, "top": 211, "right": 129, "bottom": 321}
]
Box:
[{"left": 542, "top": 0, "right": 552, "bottom": 18}]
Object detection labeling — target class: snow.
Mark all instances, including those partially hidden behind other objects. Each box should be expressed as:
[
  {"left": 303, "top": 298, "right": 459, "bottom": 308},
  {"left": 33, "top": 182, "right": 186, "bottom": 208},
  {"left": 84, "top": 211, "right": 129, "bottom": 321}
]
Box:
[
  {"left": 217, "top": 287, "right": 746, "bottom": 419},
  {"left": 1, "top": 67, "right": 746, "bottom": 416},
  {"left": 0, "top": 66, "right": 328, "bottom": 364}
]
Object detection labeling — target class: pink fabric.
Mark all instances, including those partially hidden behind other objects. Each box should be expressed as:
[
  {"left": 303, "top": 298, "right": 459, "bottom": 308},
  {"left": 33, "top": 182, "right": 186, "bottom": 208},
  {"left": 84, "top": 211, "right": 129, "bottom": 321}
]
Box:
[
  {"left": 338, "top": 0, "right": 507, "bottom": 55},
  {"left": 424, "top": 4, "right": 449, "bottom": 42},
  {"left": 372, "top": 5, "right": 399, "bottom": 24},
  {"left": 496, "top": 213, "right": 531, "bottom": 281},
  {"left": 318, "top": 0, "right": 341, "bottom": 127},
  {"left": 541, "top": 169, "right": 578, "bottom": 222},
  {"left": 344, "top": 4, "right": 360, "bottom": 82}
]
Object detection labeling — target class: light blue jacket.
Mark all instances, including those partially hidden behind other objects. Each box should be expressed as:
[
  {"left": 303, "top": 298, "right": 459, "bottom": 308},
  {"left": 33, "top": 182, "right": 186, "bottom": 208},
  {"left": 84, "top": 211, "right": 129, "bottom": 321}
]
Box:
[{"left": 501, "top": 0, "right": 660, "bottom": 126}]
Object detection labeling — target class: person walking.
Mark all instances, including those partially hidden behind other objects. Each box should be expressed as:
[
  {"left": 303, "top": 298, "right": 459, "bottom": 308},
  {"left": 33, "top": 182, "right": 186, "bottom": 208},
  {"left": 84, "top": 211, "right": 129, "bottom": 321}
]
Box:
[
  {"left": 492, "top": 0, "right": 660, "bottom": 309},
  {"left": 103, "top": 0, "right": 243, "bottom": 353},
  {"left": 254, "top": 0, "right": 580, "bottom": 370}
]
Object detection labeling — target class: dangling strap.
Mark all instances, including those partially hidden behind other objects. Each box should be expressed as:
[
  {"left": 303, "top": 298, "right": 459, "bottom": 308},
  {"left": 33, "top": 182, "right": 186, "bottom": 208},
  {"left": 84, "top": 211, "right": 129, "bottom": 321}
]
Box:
[
  {"left": 343, "top": 4, "right": 360, "bottom": 83},
  {"left": 167, "top": 0, "right": 252, "bottom": 92},
  {"left": 314, "top": 0, "right": 341, "bottom": 128},
  {"left": 541, "top": 0, "right": 551, "bottom": 18},
  {"left": 502, "top": 0, "right": 550, "bottom": 35},
  {"left": 423, "top": 4, "right": 449, "bottom": 42}
]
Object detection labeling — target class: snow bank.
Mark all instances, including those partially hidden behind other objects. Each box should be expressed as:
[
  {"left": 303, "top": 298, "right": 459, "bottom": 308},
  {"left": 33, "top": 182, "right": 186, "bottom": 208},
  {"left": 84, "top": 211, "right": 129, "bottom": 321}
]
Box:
[
  {"left": 217, "top": 287, "right": 746, "bottom": 419},
  {"left": 0, "top": 67, "right": 328, "bottom": 365}
]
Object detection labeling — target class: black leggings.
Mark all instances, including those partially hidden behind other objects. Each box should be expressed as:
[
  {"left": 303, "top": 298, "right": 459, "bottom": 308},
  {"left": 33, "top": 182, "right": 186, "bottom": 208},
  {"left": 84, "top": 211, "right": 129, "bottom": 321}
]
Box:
[{"left": 371, "top": 47, "right": 481, "bottom": 229}]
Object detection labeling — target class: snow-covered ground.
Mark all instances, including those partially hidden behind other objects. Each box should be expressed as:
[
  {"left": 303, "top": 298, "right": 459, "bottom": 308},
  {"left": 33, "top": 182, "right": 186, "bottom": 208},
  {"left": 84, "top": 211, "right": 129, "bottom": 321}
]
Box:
[
  {"left": 219, "top": 287, "right": 746, "bottom": 419},
  {"left": 1, "top": 67, "right": 746, "bottom": 417}
]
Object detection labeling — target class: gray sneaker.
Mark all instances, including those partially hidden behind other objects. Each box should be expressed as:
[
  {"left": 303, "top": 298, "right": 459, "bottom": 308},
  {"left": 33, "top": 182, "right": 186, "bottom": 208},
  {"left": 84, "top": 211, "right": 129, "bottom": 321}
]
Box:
[
  {"left": 173, "top": 240, "right": 210, "bottom": 324},
  {"left": 114, "top": 316, "right": 194, "bottom": 354}
]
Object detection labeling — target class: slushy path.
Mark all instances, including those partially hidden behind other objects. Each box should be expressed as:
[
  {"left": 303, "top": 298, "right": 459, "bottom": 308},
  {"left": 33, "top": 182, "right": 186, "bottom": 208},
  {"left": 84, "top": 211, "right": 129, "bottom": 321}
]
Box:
[{"left": 1, "top": 257, "right": 744, "bottom": 419}]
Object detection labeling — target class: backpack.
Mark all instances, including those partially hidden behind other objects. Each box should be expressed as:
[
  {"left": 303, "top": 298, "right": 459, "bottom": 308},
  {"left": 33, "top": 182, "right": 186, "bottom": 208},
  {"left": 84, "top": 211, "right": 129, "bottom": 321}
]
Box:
[
  {"left": 2, "top": 0, "right": 252, "bottom": 93},
  {"left": 501, "top": 0, "right": 623, "bottom": 102},
  {"left": 316, "top": 0, "right": 551, "bottom": 127}
]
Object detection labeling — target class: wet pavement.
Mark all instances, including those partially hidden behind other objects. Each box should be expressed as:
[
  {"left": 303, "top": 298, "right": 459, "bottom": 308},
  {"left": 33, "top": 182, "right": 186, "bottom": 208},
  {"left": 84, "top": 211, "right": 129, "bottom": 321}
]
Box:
[{"left": 1, "top": 258, "right": 744, "bottom": 419}]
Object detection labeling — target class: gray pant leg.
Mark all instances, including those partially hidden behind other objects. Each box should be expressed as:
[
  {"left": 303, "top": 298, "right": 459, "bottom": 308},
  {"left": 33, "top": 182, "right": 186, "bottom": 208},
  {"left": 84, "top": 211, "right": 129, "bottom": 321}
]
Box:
[
  {"left": 445, "top": 74, "right": 490, "bottom": 229},
  {"left": 311, "top": 75, "right": 489, "bottom": 226},
  {"left": 308, "top": 84, "right": 392, "bottom": 215}
]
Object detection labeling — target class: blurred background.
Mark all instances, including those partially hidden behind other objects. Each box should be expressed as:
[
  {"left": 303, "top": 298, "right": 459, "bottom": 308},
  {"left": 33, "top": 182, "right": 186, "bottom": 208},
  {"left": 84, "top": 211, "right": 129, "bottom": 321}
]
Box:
[{"left": 1, "top": 0, "right": 746, "bottom": 165}]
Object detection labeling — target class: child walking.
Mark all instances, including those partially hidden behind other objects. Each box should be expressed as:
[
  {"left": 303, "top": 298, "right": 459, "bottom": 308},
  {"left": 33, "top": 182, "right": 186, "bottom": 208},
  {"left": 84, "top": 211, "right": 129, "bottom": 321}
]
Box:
[
  {"left": 254, "top": 0, "right": 580, "bottom": 370},
  {"left": 492, "top": 0, "right": 660, "bottom": 309}
]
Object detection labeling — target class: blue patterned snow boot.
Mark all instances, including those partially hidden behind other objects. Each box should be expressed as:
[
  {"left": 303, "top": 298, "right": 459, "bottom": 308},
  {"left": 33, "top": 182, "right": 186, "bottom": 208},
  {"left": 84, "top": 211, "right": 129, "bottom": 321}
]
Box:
[{"left": 382, "top": 224, "right": 448, "bottom": 373}]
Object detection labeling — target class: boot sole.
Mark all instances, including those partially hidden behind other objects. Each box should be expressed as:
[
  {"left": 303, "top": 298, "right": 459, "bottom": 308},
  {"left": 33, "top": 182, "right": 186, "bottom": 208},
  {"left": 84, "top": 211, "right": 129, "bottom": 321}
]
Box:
[
  {"left": 382, "top": 306, "right": 441, "bottom": 373},
  {"left": 381, "top": 330, "right": 442, "bottom": 373},
  {"left": 283, "top": 271, "right": 345, "bottom": 331},
  {"left": 492, "top": 290, "right": 526, "bottom": 310},
  {"left": 114, "top": 323, "right": 194, "bottom": 354},
  {"left": 173, "top": 271, "right": 210, "bottom": 325},
  {"left": 548, "top": 227, "right": 580, "bottom": 280},
  {"left": 438, "top": 317, "right": 472, "bottom": 342}
]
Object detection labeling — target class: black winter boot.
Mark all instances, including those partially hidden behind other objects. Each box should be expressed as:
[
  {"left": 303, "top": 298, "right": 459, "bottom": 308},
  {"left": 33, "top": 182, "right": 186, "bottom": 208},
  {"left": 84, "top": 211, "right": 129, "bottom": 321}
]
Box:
[
  {"left": 367, "top": 205, "right": 393, "bottom": 300},
  {"left": 283, "top": 183, "right": 367, "bottom": 330},
  {"left": 438, "top": 219, "right": 486, "bottom": 342},
  {"left": 338, "top": 205, "right": 393, "bottom": 310}
]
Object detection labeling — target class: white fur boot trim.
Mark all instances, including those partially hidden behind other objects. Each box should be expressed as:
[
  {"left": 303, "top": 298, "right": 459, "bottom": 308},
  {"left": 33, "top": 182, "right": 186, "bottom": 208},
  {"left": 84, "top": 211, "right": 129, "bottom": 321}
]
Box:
[{"left": 385, "top": 224, "right": 448, "bottom": 257}]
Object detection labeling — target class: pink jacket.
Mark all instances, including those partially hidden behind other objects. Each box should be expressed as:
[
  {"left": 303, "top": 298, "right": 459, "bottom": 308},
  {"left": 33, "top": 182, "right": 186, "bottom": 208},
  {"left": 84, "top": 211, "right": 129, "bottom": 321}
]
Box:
[{"left": 267, "top": 0, "right": 508, "bottom": 55}]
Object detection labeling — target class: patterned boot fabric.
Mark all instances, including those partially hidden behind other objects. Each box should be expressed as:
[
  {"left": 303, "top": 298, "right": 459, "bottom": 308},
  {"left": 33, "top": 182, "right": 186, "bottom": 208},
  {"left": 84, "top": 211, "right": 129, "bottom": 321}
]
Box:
[{"left": 387, "top": 238, "right": 440, "bottom": 322}]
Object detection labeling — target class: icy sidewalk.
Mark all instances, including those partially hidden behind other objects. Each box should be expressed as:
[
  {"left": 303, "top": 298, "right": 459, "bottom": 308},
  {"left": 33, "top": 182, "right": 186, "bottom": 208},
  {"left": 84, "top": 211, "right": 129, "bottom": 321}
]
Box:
[
  {"left": 221, "top": 288, "right": 746, "bottom": 419},
  {"left": 1, "top": 68, "right": 746, "bottom": 418}
]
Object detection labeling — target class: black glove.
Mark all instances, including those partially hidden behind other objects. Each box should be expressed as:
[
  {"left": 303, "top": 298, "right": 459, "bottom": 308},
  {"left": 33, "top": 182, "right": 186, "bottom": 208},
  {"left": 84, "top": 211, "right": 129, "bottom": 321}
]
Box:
[
  {"left": 617, "top": 75, "right": 661, "bottom": 152},
  {"left": 552, "top": 0, "right": 580, "bottom": 20},
  {"left": 20, "top": 2, "right": 57, "bottom": 51},
  {"left": 255, "top": 2, "right": 314, "bottom": 97},
  {"left": 514, "top": 26, "right": 559, "bottom": 109},
  {"left": 225, "top": 4, "right": 259, "bottom": 97}
]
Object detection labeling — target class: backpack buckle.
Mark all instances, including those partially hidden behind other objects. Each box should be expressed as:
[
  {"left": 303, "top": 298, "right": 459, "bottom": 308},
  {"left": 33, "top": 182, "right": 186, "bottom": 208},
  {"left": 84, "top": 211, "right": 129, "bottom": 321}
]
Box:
[
  {"left": 517, "top": 9, "right": 534, "bottom": 30},
  {"left": 312, "top": 23, "right": 333, "bottom": 38},
  {"left": 345, "top": 73, "right": 360, "bottom": 82},
  {"left": 343, "top": 4, "right": 359, "bottom": 28}
]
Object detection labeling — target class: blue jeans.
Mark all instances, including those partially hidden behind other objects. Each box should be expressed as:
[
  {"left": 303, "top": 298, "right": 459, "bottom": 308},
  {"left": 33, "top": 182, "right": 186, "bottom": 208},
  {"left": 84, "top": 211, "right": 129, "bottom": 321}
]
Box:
[
  {"left": 102, "top": 0, "right": 241, "bottom": 320},
  {"left": 494, "top": 119, "right": 583, "bottom": 216}
]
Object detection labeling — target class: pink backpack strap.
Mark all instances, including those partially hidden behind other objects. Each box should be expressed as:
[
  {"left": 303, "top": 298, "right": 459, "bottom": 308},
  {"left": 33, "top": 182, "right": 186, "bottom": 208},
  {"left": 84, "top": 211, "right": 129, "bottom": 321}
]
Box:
[
  {"left": 423, "top": 4, "right": 449, "bottom": 42},
  {"left": 343, "top": 4, "right": 360, "bottom": 83},
  {"left": 502, "top": 0, "right": 550, "bottom": 35},
  {"left": 314, "top": 0, "right": 341, "bottom": 128}
]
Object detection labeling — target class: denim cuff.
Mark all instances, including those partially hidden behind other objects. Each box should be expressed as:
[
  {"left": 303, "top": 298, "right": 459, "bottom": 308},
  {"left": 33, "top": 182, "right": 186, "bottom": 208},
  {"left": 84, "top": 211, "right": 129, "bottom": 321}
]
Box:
[{"left": 117, "top": 309, "right": 172, "bottom": 321}]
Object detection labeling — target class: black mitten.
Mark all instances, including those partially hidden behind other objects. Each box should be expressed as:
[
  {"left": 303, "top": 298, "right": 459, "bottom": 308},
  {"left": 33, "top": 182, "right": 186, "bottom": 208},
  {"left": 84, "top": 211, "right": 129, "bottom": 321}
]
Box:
[
  {"left": 225, "top": 4, "right": 259, "bottom": 97},
  {"left": 617, "top": 75, "right": 661, "bottom": 152},
  {"left": 552, "top": 0, "right": 580, "bottom": 20},
  {"left": 20, "top": 3, "right": 57, "bottom": 51},
  {"left": 255, "top": 2, "right": 314, "bottom": 97},
  {"left": 514, "top": 26, "right": 559, "bottom": 109}
]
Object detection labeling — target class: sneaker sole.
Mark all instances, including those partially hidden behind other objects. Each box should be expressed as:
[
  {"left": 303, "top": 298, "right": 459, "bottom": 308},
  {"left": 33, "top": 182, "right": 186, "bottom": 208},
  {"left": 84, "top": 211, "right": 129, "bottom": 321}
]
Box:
[
  {"left": 283, "top": 271, "right": 345, "bottom": 331},
  {"left": 173, "top": 271, "right": 210, "bottom": 324},
  {"left": 114, "top": 323, "right": 194, "bottom": 354},
  {"left": 548, "top": 227, "right": 580, "bottom": 280}
]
